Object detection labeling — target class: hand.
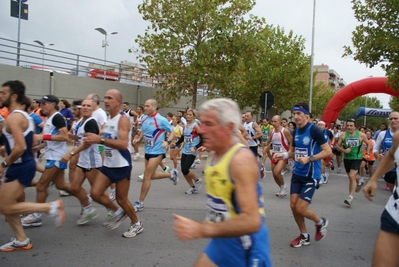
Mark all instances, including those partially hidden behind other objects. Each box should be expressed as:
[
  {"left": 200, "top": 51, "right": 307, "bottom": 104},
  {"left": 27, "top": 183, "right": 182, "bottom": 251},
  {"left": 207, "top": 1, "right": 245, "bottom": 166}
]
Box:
[
  {"left": 363, "top": 181, "right": 377, "bottom": 201},
  {"left": 273, "top": 153, "right": 284, "bottom": 160},
  {"left": 173, "top": 214, "right": 202, "bottom": 241},
  {"left": 60, "top": 154, "right": 71, "bottom": 163},
  {"left": 197, "top": 146, "right": 207, "bottom": 152},
  {"left": 296, "top": 156, "right": 310, "bottom": 165},
  {"left": 345, "top": 148, "right": 351, "bottom": 154},
  {"left": 35, "top": 134, "right": 43, "bottom": 142},
  {"left": 83, "top": 133, "right": 100, "bottom": 145},
  {"left": 132, "top": 139, "right": 139, "bottom": 144},
  {"left": 170, "top": 143, "right": 176, "bottom": 149},
  {"left": 0, "top": 146, "right": 5, "bottom": 158},
  {"left": 162, "top": 141, "right": 168, "bottom": 149},
  {"left": 365, "top": 154, "right": 370, "bottom": 159},
  {"left": 376, "top": 154, "right": 384, "bottom": 161},
  {"left": 0, "top": 165, "right": 5, "bottom": 175},
  {"left": 189, "top": 147, "right": 196, "bottom": 154}
]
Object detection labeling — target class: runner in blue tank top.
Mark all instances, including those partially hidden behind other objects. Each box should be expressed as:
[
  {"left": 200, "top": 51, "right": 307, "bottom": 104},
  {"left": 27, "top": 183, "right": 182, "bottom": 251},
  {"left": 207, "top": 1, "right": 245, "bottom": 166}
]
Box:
[
  {"left": 274, "top": 102, "right": 331, "bottom": 248},
  {"left": 132, "top": 99, "right": 179, "bottom": 212}
]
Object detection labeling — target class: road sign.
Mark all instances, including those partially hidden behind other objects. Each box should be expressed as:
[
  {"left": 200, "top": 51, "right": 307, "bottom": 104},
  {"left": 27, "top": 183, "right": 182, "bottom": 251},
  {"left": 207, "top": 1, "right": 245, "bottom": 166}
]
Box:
[
  {"left": 259, "top": 91, "right": 274, "bottom": 109},
  {"left": 10, "top": 0, "right": 29, "bottom": 20}
]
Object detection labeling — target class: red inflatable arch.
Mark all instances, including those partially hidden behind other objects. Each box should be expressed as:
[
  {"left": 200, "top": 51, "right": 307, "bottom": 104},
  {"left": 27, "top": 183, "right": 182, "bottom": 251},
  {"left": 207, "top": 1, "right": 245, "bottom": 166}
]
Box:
[{"left": 321, "top": 77, "right": 399, "bottom": 126}]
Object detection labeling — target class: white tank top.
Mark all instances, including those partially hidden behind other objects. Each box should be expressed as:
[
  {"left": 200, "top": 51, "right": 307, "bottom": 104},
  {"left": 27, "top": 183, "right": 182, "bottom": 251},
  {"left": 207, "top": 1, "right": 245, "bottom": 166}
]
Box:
[
  {"left": 243, "top": 121, "right": 258, "bottom": 147},
  {"left": 102, "top": 113, "right": 132, "bottom": 168},
  {"left": 270, "top": 129, "right": 289, "bottom": 153},
  {"left": 137, "top": 114, "right": 144, "bottom": 132},
  {"left": 43, "top": 112, "right": 67, "bottom": 160},
  {"left": 2, "top": 110, "right": 35, "bottom": 164},
  {"left": 387, "top": 148, "right": 399, "bottom": 225},
  {"left": 77, "top": 117, "right": 102, "bottom": 169}
]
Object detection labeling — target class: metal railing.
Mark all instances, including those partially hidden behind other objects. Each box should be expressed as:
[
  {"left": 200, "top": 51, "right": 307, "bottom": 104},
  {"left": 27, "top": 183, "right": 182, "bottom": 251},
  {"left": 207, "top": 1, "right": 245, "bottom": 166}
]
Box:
[{"left": 0, "top": 37, "right": 160, "bottom": 87}]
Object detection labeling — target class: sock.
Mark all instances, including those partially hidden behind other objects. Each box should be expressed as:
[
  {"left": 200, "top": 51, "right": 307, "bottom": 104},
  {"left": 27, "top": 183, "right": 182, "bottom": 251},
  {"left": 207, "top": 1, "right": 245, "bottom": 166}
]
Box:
[
  {"left": 83, "top": 205, "right": 92, "bottom": 211},
  {"left": 301, "top": 233, "right": 309, "bottom": 238},
  {"left": 111, "top": 188, "right": 116, "bottom": 193},
  {"left": 135, "top": 221, "right": 141, "bottom": 226},
  {"left": 163, "top": 167, "right": 167, "bottom": 171},
  {"left": 349, "top": 195, "right": 353, "bottom": 200},
  {"left": 114, "top": 208, "right": 123, "bottom": 216},
  {"left": 192, "top": 186, "right": 195, "bottom": 188},
  {"left": 317, "top": 218, "right": 324, "bottom": 225}
]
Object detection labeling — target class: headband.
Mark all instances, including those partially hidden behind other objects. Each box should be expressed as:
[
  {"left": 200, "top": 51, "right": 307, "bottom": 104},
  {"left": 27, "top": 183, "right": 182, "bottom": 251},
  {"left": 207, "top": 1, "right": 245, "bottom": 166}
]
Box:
[
  {"left": 292, "top": 106, "right": 309, "bottom": 115},
  {"left": 74, "top": 105, "right": 82, "bottom": 109}
]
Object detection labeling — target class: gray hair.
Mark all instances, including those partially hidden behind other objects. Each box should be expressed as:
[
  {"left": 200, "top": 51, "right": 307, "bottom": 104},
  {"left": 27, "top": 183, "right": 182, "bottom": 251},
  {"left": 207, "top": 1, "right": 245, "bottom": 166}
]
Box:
[{"left": 199, "top": 98, "right": 240, "bottom": 132}]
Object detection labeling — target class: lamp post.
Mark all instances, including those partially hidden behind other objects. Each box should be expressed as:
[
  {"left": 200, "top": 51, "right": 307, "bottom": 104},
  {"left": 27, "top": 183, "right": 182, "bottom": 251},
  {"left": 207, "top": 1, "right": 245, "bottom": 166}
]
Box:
[
  {"left": 95, "top": 28, "right": 118, "bottom": 80},
  {"left": 308, "top": 0, "right": 316, "bottom": 112},
  {"left": 364, "top": 95, "right": 368, "bottom": 126},
  {"left": 33, "top": 40, "right": 54, "bottom": 70}
]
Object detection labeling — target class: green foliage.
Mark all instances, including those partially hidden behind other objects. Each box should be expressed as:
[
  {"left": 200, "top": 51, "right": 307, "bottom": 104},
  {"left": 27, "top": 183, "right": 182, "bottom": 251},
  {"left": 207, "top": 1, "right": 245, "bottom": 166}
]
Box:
[
  {"left": 343, "top": 0, "right": 399, "bottom": 88},
  {"left": 311, "top": 82, "right": 336, "bottom": 118},
  {"left": 389, "top": 96, "right": 399, "bottom": 111},
  {"left": 136, "top": 0, "right": 310, "bottom": 109}
]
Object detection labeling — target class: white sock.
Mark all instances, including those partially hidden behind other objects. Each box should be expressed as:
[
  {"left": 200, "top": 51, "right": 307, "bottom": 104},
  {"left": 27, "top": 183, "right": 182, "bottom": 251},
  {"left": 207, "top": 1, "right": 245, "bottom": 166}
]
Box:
[
  {"left": 135, "top": 221, "right": 141, "bottom": 226},
  {"left": 114, "top": 208, "right": 123, "bottom": 216}
]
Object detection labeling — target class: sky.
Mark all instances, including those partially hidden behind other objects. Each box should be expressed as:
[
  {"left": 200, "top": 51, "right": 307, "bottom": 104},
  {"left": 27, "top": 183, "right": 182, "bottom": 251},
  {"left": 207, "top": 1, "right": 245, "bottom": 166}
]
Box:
[{"left": 0, "top": 0, "right": 391, "bottom": 108}]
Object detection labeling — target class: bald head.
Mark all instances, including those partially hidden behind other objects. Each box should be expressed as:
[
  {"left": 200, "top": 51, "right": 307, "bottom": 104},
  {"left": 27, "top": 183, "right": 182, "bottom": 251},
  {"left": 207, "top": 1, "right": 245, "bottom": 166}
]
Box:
[
  {"left": 106, "top": 89, "right": 122, "bottom": 102},
  {"left": 144, "top": 99, "right": 158, "bottom": 115}
]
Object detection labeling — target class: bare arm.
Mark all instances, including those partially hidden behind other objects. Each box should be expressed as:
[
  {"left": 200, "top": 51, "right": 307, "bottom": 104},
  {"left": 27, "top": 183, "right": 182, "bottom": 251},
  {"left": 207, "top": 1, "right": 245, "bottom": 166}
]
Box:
[
  {"left": 2, "top": 113, "right": 28, "bottom": 165},
  {"left": 174, "top": 148, "right": 262, "bottom": 240},
  {"left": 336, "top": 132, "right": 350, "bottom": 153},
  {"left": 252, "top": 122, "right": 262, "bottom": 139}
]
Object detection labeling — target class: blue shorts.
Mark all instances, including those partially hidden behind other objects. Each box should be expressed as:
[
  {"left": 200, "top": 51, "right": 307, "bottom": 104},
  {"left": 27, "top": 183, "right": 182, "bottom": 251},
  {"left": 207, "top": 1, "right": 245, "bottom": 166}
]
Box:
[
  {"left": 144, "top": 153, "right": 166, "bottom": 161},
  {"left": 290, "top": 174, "right": 318, "bottom": 203},
  {"left": 100, "top": 166, "right": 132, "bottom": 183},
  {"left": 5, "top": 160, "right": 36, "bottom": 187},
  {"left": 171, "top": 144, "right": 182, "bottom": 149},
  {"left": 380, "top": 209, "right": 399, "bottom": 234},
  {"left": 204, "top": 224, "right": 272, "bottom": 267},
  {"left": 45, "top": 160, "right": 67, "bottom": 170}
]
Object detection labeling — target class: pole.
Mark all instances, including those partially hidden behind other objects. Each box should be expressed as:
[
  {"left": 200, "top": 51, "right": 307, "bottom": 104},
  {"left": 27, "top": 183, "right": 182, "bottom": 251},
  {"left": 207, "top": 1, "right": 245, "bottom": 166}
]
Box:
[
  {"left": 103, "top": 34, "right": 107, "bottom": 80},
  {"left": 264, "top": 93, "right": 268, "bottom": 119},
  {"left": 308, "top": 0, "right": 316, "bottom": 112},
  {"left": 364, "top": 95, "right": 368, "bottom": 126},
  {"left": 16, "top": 0, "right": 22, "bottom": 66},
  {"left": 41, "top": 47, "right": 44, "bottom": 70}
]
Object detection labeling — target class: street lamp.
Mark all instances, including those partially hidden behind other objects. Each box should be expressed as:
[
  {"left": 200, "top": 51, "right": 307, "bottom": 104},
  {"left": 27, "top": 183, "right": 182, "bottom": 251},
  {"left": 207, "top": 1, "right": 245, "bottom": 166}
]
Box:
[
  {"left": 308, "top": 0, "right": 316, "bottom": 112},
  {"left": 95, "top": 28, "right": 118, "bottom": 80},
  {"left": 33, "top": 40, "right": 54, "bottom": 70}
]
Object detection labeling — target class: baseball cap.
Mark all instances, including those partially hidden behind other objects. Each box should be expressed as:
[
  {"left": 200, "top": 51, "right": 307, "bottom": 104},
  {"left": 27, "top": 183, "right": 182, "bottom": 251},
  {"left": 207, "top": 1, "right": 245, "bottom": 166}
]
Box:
[
  {"left": 318, "top": 120, "right": 326, "bottom": 125},
  {"left": 37, "top": 95, "right": 59, "bottom": 104}
]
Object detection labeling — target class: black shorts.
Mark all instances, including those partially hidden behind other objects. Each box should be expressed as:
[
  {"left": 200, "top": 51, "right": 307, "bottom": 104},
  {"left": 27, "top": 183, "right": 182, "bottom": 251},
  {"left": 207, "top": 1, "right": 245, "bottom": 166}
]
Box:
[
  {"left": 144, "top": 153, "right": 166, "bottom": 161},
  {"left": 332, "top": 147, "right": 341, "bottom": 156},
  {"left": 384, "top": 172, "right": 397, "bottom": 184},
  {"left": 344, "top": 159, "right": 362, "bottom": 173},
  {"left": 380, "top": 209, "right": 399, "bottom": 234},
  {"left": 77, "top": 165, "right": 100, "bottom": 173},
  {"left": 249, "top": 146, "right": 258, "bottom": 157},
  {"left": 362, "top": 158, "right": 375, "bottom": 166},
  {"left": 100, "top": 166, "right": 132, "bottom": 183}
]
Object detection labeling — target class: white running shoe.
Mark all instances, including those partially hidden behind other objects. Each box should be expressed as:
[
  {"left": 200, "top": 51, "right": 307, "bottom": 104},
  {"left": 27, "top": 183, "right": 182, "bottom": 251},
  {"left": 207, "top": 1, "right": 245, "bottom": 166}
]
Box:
[
  {"left": 123, "top": 222, "right": 144, "bottom": 238},
  {"left": 106, "top": 211, "right": 127, "bottom": 230},
  {"left": 190, "top": 163, "right": 196, "bottom": 169},
  {"left": 49, "top": 199, "right": 65, "bottom": 228},
  {"left": 59, "top": 190, "right": 70, "bottom": 196},
  {"left": 77, "top": 208, "right": 99, "bottom": 225},
  {"left": 21, "top": 213, "right": 42, "bottom": 227},
  {"left": 109, "top": 190, "right": 116, "bottom": 201},
  {"left": 170, "top": 169, "right": 179, "bottom": 185},
  {"left": 195, "top": 159, "right": 201, "bottom": 164},
  {"left": 185, "top": 187, "right": 198, "bottom": 194},
  {"left": 195, "top": 178, "right": 203, "bottom": 191},
  {"left": 324, "top": 173, "right": 330, "bottom": 184},
  {"left": 162, "top": 158, "right": 166, "bottom": 163},
  {"left": 163, "top": 166, "right": 170, "bottom": 173},
  {"left": 138, "top": 174, "right": 144, "bottom": 180}
]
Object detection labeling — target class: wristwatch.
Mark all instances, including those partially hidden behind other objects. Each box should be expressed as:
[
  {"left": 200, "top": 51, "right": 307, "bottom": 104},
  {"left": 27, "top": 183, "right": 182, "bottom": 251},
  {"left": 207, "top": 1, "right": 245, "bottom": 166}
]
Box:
[
  {"left": 100, "top": 138, "right": 105, "bottom": 145},
  {"left": 1, "top": 160, "right": 8, "bottom": 168},
  {"left": 309, "top": 156, "right": 315, "bottom": 162},
  {"left": 70, "top": 151, "right": 75, "bottom": 156}
]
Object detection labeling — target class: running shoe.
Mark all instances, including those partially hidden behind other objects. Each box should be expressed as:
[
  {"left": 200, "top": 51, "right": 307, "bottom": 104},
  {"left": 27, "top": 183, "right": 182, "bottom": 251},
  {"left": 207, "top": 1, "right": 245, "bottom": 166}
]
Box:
[
  {"left": 355, "top": 182, "right": 364, "bottom": 193},
  {"left": 337, "top": 167, "right": 341, "bottom": 173},
  {"left": 0, "top": 237, "right": 33, "bottom": 252},
  {"left": 170, "top": 169, "right": 179, "bottom": 185},
  {"left": 109, "top": 190, "right": 116, "bottom": 201},
  {"left": 290, "top": 234, "right": 310, "bottom": 248},
  {"left": 163, "top": 166, "right": 170, "bottom": 173},
  {"left": 281, "top": 170, "right": 287, "bottom": 176},
  {"left": 80, "top": 195, "right": 93, "bottom": 215},
  {"left": 276, "top": 185, "right": 287, "bottom": 196},
  {"left": 324, "top": 173, "right": 330, "bottom": 184},
  {"left": 106, "top": 211, "right": 127, "bottom": 230},
  {"left": 49, "top": 199, "right": 65, "bottom": 228},
  {"left": 260, "top": 164, "right": 265, "bottom": 179},
  {"left": 77, "top": 208, "right": 99, "bottom": 225},
  {"left": 344, "top": 197, "right": 353, "bottom": 206},
  {"left": 320, "top": 174, "right": 325, "bottom": 185},
  {"left": 162, "top": 158, "right": 166, "bottom": 163},
  {"left": 122, "top": 221, "right": 144, "bottom": 238},
  {"left": 138, "top": 174, "right": 144, "bottom": 180},
  {"left": 385, "top": 184, "right": 390, "bottom": 191},
  {"left": 102, "top": 211, "right": 114, "bottom": 227},
  {"left": 329, "top": 160, "right": 335, "bottom": 171},
  {"left": 195, "top": 159, "right": 201, "bottom": 164},
  {"left": 59, "top": 190, "right": 70, "bottom": 196},
  {"left": 21, "top": 213, "right": 42, "bottom": 227},
  {"left": 315, "top": 217, "right": 328, "bottom": 241},
  {"left": 190, "top": 163, "right": 196, "bottom": 169},
  {"left": 185, "top": 187, "right": 198, "bottom": 194},
  {"left": 133, "top": 201, "right": 144, "bottom": 212},
  {"left": 195, "top": 178, "right": 203, "bottom": 191}
]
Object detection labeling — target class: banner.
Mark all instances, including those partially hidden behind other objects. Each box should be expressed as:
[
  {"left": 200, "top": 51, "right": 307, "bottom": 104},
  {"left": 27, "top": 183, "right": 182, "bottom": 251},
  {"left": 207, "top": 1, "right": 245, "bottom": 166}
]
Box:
[{"left": 353, "top": 107, "right": 392, "bottom": 119}]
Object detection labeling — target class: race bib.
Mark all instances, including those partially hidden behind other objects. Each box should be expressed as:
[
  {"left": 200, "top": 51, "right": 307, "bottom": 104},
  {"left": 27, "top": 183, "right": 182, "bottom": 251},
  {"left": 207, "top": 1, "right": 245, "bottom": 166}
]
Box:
[
  {"left": 346, "top": 138, "right": 359, "bottom": 147},
  {"left": 143, "top": 135, "right": 154, "bottom": 147},
  {"left": 205, "top": 195, "right": 230, "bottom": 223},
  {"left": 184, "top": 134, "right": 192, "bottom": 144},
  {"left": 295, "top": 147, "right": 308, "bottom": 161},
  {"left": 104, "top": 148, "right": 113, "bottom": 158},
  {"left": 273, "top": 144, "right": 282, "bottom": 152}
]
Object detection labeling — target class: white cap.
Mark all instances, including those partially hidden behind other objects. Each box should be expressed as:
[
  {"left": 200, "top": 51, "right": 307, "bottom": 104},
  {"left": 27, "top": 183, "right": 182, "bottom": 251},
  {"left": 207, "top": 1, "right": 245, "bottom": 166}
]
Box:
[{"left": 318, "top": 120, "right": 326, "bottom": 125}]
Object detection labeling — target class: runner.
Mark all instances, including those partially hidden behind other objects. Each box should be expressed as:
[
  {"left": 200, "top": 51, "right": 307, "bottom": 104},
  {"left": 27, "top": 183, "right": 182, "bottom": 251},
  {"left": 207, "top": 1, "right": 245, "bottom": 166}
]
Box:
[{"left": 173, "top": 98, "right": 272, "bottom": 266}]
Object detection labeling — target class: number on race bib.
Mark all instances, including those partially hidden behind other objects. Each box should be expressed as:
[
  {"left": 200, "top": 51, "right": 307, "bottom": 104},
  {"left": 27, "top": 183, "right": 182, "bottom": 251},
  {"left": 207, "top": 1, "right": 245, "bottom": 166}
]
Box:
[
  {"left": 294, "top": 147, "right": 308, "bottom": 161},
  {"left": 105, "top": 150, "right": 112, "bottom": 157}
]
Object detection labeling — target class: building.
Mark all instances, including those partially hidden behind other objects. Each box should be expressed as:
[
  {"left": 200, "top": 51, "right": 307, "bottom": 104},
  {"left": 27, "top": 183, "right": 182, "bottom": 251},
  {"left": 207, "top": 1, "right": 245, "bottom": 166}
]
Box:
[{"left": 314, "top": 64, "right": 346, "bottom": 90}]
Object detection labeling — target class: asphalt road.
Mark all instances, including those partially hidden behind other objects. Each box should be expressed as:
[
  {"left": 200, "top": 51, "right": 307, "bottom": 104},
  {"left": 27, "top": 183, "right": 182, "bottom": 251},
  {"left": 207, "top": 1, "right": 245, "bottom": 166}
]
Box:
[{"left": 0, "top": 154, "right": 391, "bottom": 267}]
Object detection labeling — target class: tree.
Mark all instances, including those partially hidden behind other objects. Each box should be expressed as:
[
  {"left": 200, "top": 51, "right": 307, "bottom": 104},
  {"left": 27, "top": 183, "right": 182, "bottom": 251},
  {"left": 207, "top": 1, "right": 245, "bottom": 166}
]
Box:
[
  {"left": 136, "top": 0, "right": 256, "bottom": 109},
  {"left": 310, "top": 82, "right": 336, "bottom": 118},
  {"left": 389, "top": 96, "right": 399, "bottom": 110},
  {"left": 212, "top": 21, "right": 310, "bottom": 111},
  {"left": 343, "top": 0, "right": 399, "bottom": 88}
]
